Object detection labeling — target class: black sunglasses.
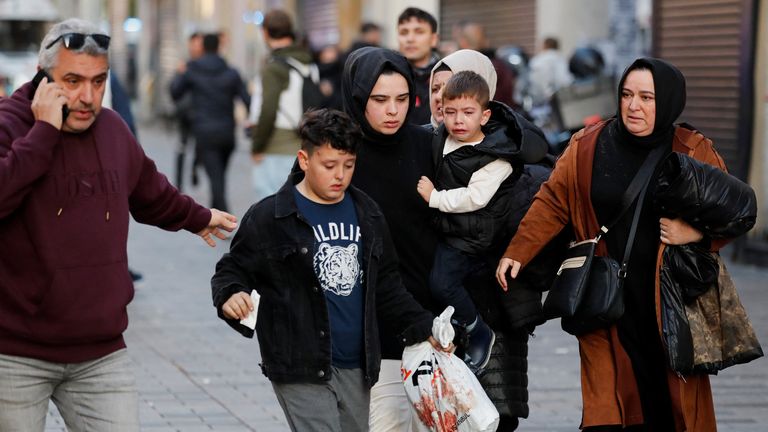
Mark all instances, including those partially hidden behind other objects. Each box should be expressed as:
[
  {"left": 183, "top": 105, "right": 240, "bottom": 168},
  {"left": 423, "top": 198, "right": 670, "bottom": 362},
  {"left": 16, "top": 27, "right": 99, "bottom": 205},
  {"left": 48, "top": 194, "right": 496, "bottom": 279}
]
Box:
[{"left": 45, "top": 33, "right": 111, "bottom": 50}]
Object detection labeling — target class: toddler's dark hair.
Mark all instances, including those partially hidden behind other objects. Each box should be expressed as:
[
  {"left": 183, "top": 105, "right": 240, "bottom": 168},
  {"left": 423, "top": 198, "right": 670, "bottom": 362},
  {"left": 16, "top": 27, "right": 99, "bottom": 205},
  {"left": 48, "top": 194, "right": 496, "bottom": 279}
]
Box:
[{"left": 442, "top": 70, "right": 490, "bottom": 109}]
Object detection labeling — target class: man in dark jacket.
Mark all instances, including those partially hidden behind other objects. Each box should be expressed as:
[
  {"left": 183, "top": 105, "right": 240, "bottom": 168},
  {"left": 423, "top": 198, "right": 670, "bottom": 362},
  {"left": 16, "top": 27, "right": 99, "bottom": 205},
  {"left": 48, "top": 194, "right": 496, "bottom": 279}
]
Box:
[
  {"left": 341, "top": 46, "right": 439, "bottom": 430},
  {"left": 0, "top": 18, "right": 237, "bottom": 431},
  {"left": 211, "top": 109, "right": 443, "bottom": 431},
  {"left": 397, "top": 7, "right": 440, "bottom": 125},
  {"left": 170, "top": 33, "right": 250, "bottom": 212}
]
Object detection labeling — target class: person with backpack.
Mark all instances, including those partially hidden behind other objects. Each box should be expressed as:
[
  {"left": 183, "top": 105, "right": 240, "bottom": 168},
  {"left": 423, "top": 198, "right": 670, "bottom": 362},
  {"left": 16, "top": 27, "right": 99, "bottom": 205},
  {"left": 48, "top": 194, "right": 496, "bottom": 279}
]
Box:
[{"left": 250, "top": 9, "right": 323, "bottom": 202}]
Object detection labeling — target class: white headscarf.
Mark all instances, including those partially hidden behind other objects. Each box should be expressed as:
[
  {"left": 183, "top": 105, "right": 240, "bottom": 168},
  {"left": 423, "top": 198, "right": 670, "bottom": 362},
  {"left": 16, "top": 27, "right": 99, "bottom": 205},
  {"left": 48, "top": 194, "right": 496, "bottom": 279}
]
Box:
[{"left": 429, "top": 49, "right": 498, "bottom": 127}]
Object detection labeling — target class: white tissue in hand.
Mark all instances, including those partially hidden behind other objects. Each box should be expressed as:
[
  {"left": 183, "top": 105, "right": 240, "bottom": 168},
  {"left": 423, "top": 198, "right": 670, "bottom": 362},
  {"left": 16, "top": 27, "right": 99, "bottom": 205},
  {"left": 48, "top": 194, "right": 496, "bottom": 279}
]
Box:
[
  {"left": 432, "top": 306, "right": 456, "bottom": 349},
  {"left": 239, "top": 291, "right": 260, "bottom": 330}
]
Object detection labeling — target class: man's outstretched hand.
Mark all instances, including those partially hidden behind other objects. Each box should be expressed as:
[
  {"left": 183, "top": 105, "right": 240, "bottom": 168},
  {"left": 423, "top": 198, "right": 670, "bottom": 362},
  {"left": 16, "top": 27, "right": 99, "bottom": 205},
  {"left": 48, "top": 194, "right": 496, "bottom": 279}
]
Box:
[{"left": 197, "top": 209, "right": 238, "bottom": 247}]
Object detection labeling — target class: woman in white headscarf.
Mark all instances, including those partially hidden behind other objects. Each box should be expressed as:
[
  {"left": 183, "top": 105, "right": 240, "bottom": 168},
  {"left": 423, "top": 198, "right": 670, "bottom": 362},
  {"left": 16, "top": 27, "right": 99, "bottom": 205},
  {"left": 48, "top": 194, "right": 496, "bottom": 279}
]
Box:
[
  {"left": 428, "top": 49, "right": 498, "bottom": 129},
  {"left": 425, "top": 49, "right": 553, "bottom": 431}
]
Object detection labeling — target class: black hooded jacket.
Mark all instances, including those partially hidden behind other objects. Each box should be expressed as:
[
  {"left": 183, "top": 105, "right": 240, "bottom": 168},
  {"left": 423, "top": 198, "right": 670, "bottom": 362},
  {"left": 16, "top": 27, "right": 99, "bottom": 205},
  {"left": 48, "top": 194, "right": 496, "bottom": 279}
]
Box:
[
  {"left": 342, "top": 47, "right": 439, "bottom": 359},
  {"left": 409, "top": 52, "right": 441, "bottom": 125},
  {"left": 432, "top": 101, "right": 549, "bottom": 255},
  {"left": 170, "top": 53, "right": 250, "bottom": 142}
]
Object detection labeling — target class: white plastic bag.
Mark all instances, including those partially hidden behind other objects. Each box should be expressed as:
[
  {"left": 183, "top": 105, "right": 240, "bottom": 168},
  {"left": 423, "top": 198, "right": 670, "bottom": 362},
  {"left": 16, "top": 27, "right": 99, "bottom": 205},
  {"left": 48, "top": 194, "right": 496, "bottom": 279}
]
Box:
[{"left": 402, "top": 307, "right": 499, "bottom": 432}]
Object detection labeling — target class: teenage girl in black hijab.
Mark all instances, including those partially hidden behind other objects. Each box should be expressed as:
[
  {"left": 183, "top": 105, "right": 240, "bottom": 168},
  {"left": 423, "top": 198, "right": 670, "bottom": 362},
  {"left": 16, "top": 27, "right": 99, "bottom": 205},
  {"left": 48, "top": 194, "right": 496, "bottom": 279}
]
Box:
[{"left": 342, "top": 47, "right": 439, "bottom": 430}]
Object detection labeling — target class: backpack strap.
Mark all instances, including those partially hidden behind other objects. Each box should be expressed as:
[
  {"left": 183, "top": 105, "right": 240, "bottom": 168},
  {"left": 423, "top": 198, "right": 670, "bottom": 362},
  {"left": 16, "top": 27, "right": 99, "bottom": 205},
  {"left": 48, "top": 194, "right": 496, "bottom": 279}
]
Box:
[{"left": 274, "top": 56, "right": 320, "bottom": 84}]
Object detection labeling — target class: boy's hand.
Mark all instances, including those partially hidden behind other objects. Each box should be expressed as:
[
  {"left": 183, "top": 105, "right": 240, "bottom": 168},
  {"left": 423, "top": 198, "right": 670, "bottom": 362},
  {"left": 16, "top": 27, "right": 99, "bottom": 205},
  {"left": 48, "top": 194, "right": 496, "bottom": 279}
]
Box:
[
  {"left": 222, "top": 291, "right": 254, "bottom": 320},
  {"left": 416, "top": 176, "right": 434, "bottom": 203}
]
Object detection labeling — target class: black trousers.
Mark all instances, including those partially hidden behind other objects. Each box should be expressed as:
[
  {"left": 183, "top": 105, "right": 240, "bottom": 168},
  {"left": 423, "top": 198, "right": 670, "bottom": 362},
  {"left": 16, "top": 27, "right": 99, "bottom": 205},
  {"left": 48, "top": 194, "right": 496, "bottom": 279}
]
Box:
[
  {"left": 196, "top": 135, "right": 235, "bottom": 212},
  {"left": 430, "top": 242, "right": 486, "bottom": 325}
]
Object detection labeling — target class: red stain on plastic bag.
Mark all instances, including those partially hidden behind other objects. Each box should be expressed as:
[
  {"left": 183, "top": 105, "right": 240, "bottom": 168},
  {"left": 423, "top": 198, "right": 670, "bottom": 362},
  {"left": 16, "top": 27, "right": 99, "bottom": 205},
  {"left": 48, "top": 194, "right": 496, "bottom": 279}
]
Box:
[{"left": 410, "top": 358, "right": 469, "bottom": 431}]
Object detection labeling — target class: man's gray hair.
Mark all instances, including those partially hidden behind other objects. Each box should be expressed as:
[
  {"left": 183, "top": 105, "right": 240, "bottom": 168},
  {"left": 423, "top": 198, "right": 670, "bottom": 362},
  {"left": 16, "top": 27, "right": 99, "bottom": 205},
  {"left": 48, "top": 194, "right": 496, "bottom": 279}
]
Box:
[{"left": 38, "top": 18, "right": 110, "bottom": 70}]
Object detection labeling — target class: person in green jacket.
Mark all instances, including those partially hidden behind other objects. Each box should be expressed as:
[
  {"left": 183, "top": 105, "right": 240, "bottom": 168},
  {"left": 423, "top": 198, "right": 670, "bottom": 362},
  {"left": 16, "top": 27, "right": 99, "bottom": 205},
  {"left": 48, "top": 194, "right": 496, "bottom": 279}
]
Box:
[{"left": 249, "top": 9, "right": 315, "bottom": 201}]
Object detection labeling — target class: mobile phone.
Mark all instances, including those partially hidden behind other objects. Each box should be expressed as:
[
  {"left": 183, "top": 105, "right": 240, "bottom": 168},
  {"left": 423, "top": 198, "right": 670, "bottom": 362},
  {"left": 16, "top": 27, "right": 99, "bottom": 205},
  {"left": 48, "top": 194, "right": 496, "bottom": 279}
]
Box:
[{"left": 31, "top": 69, "right": 70, "bottom": 121}]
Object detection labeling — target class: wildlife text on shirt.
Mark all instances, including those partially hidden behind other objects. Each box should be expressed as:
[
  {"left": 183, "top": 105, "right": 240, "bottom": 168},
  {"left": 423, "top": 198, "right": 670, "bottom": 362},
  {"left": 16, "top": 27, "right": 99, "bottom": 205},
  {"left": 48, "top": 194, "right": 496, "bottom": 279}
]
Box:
[
  {"left": 293, "top": 189, "right": 364, "bottom": 368},
  {"left": 311, "top": 223, "right": 362, "bottom": 244}
]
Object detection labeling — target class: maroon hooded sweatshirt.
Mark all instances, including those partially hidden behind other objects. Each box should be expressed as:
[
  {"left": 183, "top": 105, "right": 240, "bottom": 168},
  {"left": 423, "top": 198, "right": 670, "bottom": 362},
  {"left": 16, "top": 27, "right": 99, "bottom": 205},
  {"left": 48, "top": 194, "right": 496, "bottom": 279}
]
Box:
[{"left": 0, "top": 82, "right": 211, "bottom": 363}]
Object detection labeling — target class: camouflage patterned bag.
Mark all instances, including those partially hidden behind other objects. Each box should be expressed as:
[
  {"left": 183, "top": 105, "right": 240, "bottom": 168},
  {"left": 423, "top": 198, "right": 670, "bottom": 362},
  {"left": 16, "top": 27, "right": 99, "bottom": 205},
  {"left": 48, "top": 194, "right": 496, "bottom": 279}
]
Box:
[{"left": 684, "top": 255, "right": 763, "bottom": 374}]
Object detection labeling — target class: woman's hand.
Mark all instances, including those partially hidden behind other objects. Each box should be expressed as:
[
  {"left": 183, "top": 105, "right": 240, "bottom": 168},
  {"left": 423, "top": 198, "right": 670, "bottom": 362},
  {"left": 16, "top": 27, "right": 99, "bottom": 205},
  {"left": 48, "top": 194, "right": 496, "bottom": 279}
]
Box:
[
  {"left": 495, "top": 258, "right": 522, "bottom": 291},
  {"left": 659, "top": 217, "right": 703, "bottom": 245},
  {"left": 428, "top": 336, "right": 455, "bottom": 353}
]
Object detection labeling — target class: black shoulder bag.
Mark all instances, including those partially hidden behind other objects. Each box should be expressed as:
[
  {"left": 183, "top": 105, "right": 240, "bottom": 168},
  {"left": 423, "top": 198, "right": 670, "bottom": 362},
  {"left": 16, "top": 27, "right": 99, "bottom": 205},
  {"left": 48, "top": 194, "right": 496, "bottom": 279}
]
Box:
[{"left": 543, "top": 144, "right": 667, "bottom": 336}]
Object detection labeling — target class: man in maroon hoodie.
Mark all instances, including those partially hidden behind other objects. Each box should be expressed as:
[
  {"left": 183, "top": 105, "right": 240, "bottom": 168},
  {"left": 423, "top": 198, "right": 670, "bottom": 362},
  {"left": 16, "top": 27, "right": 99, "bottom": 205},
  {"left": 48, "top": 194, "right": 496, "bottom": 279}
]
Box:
[{"left": 0, "top": 18, "right": 237, "bottom": 431}]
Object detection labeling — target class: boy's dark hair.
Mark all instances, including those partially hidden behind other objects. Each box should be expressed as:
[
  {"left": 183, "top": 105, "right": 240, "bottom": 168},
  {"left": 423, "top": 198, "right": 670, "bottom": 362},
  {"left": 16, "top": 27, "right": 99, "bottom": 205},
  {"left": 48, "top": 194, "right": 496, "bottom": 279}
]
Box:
[
  {"left": 263, "top": 9, "right": 295, "bottom": 40},
  {"left": 442, "top": 71, "right": 490, "bottom": 108},
  {"left": 397, "top": 7, "right": 437, "bottom": 33},
  {"left": 202, "top": 33, "right": 219, "bottom": 53},
  {"left": 299, "top": 109, "right": 362, "bottom": 155}
]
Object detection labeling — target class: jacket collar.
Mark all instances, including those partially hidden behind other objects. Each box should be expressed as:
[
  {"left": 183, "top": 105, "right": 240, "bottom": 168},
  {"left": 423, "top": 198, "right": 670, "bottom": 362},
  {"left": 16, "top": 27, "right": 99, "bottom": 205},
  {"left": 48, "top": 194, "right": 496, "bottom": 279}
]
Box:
[
  {"left": 672, "top": 123, "right": 709, "bottom": 153},
  {"left": 273, "top": 172, "right": 383, "bottom": 219}
]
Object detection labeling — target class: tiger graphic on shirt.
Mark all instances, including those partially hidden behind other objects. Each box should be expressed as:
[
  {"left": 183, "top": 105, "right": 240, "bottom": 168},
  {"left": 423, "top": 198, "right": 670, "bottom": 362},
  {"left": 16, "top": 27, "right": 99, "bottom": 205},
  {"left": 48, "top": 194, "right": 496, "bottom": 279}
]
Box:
[{"left": 314, "top": 242, "right": 362, "bottom": 296}]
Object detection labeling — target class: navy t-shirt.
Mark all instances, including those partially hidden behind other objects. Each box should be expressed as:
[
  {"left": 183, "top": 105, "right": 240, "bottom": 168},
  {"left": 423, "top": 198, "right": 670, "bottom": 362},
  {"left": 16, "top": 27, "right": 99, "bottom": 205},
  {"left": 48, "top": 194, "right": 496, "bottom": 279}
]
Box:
[{"left": 294, "top": 188, "right": 364, "bottom": 368}]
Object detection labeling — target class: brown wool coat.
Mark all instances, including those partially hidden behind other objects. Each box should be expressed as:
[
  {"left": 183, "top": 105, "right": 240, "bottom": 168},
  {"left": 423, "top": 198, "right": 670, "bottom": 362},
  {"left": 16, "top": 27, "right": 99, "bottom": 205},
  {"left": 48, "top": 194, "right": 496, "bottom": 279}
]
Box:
[{"left": 503, "top": 121, "right": 727, "bottom": 431}]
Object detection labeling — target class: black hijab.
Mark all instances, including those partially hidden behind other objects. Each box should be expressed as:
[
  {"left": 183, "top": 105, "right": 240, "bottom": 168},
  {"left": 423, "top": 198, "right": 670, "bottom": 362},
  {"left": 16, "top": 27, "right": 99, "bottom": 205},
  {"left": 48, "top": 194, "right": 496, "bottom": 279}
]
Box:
[
  {"left": 341, "top": 47, "right": 415, "bottom": 143},
  {"left": 614, "top": 57, "right": 686, "bottom": 148}
]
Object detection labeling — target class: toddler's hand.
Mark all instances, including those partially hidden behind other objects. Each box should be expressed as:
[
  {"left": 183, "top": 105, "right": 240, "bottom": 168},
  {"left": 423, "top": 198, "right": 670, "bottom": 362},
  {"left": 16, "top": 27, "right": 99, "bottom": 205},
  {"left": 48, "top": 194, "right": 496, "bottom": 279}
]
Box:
[{"left": 416, "top": 176, "right": 434, "bottom": 203}]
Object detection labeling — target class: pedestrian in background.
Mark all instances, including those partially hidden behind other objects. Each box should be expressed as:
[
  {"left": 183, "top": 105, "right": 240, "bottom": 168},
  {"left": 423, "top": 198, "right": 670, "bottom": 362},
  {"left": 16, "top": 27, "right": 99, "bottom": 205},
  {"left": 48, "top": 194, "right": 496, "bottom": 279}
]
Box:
[
  {"left": 497, "top": 58, "right": 730, "bottom": 431},
  {"left": 527, "top": 36, "right": 573, "bottom": 106},
  {"left": 453, "top": 21, "right": 518, "bottom": 109},
  {"left": 349, "top": 22, "right": 382, "bottom": 53},
  {"left": 171, "top": 31, "right": 204, "bottom": 192},
  {"left": 396, "top": 7, "right": 440, "bottom": 125},
  {"left": 0, "top": 18, "right": 237, "bottom": 431},
  {"left": 105, "top": 70, "right": 145, "bottom": 285},
  {"left": 211, "top": 108, "right": 447, "bottom": 432},
  {"left": 249, "top": 9, "right": 315, "bottom": 202},
  {"left": 171, "top": 33, "right": 250, "bottom": 213}
]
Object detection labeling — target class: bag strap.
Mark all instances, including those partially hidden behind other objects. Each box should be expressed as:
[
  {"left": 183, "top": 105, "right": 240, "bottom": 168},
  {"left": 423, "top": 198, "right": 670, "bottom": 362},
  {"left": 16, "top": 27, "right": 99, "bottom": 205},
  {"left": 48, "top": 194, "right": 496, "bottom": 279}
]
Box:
[
  {"left": 598, "top": 143, "right": 668, "bottom": 238},
  {"left": 617, "top": 177, "right": 652, "bottom": 278}
]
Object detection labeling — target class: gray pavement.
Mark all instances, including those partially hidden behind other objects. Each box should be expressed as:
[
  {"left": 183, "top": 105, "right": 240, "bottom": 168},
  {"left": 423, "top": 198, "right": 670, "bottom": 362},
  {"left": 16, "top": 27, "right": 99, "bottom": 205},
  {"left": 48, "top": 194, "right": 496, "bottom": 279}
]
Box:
[{"left": 45, "top": 123, "right": 767, "bottom": 431}]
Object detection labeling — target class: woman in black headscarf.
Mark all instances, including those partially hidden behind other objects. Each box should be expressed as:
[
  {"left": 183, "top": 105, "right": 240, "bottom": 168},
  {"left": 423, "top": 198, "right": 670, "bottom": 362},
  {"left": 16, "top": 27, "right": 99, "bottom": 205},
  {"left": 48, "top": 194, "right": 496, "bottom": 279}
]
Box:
[
  {"left": 496, "top": 58, "right": 728, "bottom": 431},
  {"left": 341, "top": 46, "right": 440, "bottom": 431}
]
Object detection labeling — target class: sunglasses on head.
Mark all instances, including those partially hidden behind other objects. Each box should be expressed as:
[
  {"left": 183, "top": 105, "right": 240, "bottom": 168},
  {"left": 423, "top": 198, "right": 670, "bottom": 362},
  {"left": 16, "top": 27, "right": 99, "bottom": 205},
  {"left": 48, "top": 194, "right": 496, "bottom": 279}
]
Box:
[{"left": 45, "top": 33, "right": 111, "bottom": 50}]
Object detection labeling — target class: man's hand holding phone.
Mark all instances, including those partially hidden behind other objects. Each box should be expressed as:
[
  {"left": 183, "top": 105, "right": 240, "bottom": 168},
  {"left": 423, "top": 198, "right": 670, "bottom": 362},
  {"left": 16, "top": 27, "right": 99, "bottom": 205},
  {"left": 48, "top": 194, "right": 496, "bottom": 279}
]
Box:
[{"left": 31, "top": 72, "right": 69, "bottom": 130}]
